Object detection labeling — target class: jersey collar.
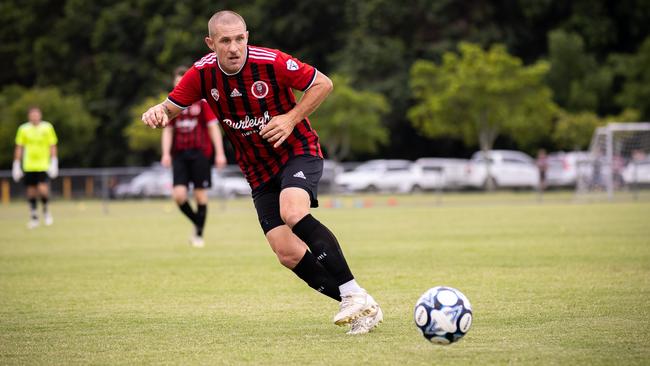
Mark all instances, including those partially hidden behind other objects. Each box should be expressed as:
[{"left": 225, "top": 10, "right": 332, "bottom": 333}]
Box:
[{"left": 217, "top": 47, "right": 249, "bottom": 76}]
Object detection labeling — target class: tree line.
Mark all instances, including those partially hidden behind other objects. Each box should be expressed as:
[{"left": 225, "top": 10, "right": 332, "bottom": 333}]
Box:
[{"left": 1, "top": 0, "right": 649, "bottom": 167}]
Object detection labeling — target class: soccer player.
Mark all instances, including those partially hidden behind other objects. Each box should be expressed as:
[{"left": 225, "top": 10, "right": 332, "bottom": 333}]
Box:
[
  {"left": 12, "top": 106, "right": 58, "bottom": 229},
  {"left": 142, "top": 10, "right": 382, "bottom": 334},
  {"left": 161, "top": 66, "right": 228, "bottom": 248}
]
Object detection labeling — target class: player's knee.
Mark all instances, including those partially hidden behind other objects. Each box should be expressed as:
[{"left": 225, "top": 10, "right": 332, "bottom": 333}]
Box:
[
  {"left": 280, "top": 208, "right": 308, "bottom": 228},
  {"left": 172, "top": 188, "right": 188, "bottom": 204}
]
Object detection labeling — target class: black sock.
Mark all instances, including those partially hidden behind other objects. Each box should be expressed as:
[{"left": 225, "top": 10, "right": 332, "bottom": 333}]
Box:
[
  {"left": 28, "top": 198, "right": 37, "bottom": 219},
  {"left": 292, "top": 214, "right": 354, "bottom": 286},
  {"left": 178, "top": 201, "right": 197, "bottom": 225},
  {"left": 292, "top": 250, "right": 341, "bottom": 301},
  {"left": 195, "top": 204, "right": 207, "bottom": 237},
  {"left": 41, "top": 196, "right": 49, "bottom": 214}
]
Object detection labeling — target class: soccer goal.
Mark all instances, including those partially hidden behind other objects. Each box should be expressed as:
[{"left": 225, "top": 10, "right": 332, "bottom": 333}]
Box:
[{"left": 576, "top": 122, "right": 650, "bottom": 199}]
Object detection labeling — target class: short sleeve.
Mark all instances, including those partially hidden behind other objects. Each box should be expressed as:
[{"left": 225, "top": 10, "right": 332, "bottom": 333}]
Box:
[
  {"left": 200, "top": 100, "right": 217, "bottom": 124},
  {"left": 47, "top": 124, "right": 58, "bottom": 145},
  {"left": 15, "top": 126, "right": 25, "bottom": 145},
  {"left": 274, "top": 51, "right": 317, "bottom": 91},
  {"left": 168, "top": 66, "right": 203, "bottom": 109}
]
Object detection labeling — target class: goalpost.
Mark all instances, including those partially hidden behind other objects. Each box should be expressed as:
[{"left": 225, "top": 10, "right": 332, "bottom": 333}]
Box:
[{"left": 576, "top": 122, "right": 650, "bottom": 199}]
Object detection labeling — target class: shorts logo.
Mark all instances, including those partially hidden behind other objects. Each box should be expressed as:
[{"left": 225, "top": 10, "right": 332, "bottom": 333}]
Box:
[
  {"left": 210, "top": 88, "right": 219, "bottom": 102},
  {"left": 251, "top": 81, "right": 269, "bottom": 98},
  {"left": 293, "top": 171, "right": 306, "bottom": 179},
  {"left": 286, "top": 59, "right": 299, "bottom": 71}
]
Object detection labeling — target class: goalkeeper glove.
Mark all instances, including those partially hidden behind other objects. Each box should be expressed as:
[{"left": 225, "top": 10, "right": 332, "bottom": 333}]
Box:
[
  {"left": 12, "top": 160, "right": 23, "bottom": 182},
  {"left": 48, "top": 157, "right": 59, "bottom": 179}
]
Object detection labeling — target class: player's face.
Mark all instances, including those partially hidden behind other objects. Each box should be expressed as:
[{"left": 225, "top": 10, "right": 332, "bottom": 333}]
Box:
[
  {"left": 206, "top": 21, "right": 248, "bottom": 74},
  {"left": 28, "top": 109, "right": 42, "bottom": 124}
]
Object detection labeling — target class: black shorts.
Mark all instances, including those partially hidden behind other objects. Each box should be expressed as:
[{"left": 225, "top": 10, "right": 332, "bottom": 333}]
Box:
[
  {"left": 172, "top": 149, "right": 212, "bottom": 189},
  {"left": 24, "top": 171, "right": 48, "bottom": 187},
  {"left": 252, "top": 155, "right": 323, "bottom": 234}
]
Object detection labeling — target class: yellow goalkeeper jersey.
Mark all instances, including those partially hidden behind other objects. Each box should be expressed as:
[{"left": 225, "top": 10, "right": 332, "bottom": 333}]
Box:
[{"left": 15, "top": 121, "right": 58, "bottom": 172}]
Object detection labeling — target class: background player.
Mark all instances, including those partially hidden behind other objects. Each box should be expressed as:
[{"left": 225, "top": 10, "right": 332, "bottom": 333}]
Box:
[
  {"left": 161, "top": 66, "right": 227, "bottom": 248},
  {"left": 142, "top": 10, "right": 382, "bottom": 334},
  {"left": 12, "top": 106, "right": 58, "bottom": 229}
]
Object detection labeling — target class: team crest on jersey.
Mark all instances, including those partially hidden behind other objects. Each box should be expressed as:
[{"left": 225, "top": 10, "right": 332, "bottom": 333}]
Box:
[
  {"left": 210, "top": 88, "right": 219, "bottom": 102},
  {"left": 286, "top": 59, "right": 299, "bottom": 71},
  {"left": 251, "top": 81, "right": 269, "bottom": 98}
]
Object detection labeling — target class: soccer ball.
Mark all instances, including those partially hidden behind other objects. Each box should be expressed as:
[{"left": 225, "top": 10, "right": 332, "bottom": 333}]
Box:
[{"left": 414, "top": 286, "right": 473, "bottom": 345}]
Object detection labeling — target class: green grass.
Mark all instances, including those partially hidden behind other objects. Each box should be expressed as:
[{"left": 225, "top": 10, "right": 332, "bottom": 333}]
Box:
[{"left": 1, "top": 193, "right": 649, "bottom": 365}]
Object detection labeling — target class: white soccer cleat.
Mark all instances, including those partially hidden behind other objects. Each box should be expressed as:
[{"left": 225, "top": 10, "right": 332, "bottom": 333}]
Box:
[
  {"left": 27, "top": 218, "right": 39, "bottom": 229},
  {"left": 44, "top": 213, "right": 53, "bottom": 226},
  {"left": 333, "top": 291, "right": 378, "bottom": 326},
  {"left": 189, "top": 235, "right": 205, "bottom": 248},
  {"left": 347, "top": 304, "right": 383, "bottom": 335}
]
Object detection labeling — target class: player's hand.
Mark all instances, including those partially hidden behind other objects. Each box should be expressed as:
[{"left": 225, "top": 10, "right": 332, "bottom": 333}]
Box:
[
  {"left": 47, "top": 157, "right": 59, "bottom": 179},
  {"left": 215, "top": 154, "right": 227, "bottom": 171},
  {"left": 12, "top": 160, "right": 23, "bottom": 182},
  {"left": 161, "top": 154, "right": 172, "bottom": 168},
  {"left": 142, "top": 104, "right": 169, "bottom": 129},
  {"left": 260, "top": 113, "right": 296, "bottom": 148}
]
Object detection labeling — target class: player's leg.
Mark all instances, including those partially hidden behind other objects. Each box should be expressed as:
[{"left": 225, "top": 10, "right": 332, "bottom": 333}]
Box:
[
  {"left": 24, "top": 173, "right": 39, "bottom": 228},
  {"left": 172, "top": 154, "right": 199, "bottom": 234},
  {"left": 37, "top": 174, "right": 52, "bottom": 226},
  {"left": 279, "top": 156, "right": 380, "bottom": 327},
  {"left": 188, "top": 151, "right": 212, "bottom": 247},
  {"left": 253, "top": 182, "right": 340, "bottom": 301},
  {"left": 191, "top": 152, "right": 211, "bottom": 236}
]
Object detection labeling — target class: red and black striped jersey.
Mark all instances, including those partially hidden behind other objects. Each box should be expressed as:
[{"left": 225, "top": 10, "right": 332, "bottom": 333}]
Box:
[
  {"left": 167, "top": 99, "right": 216, "bottom": 159},
  {"left": 168, "top": 45, "right": 323, "bottom": 189}
]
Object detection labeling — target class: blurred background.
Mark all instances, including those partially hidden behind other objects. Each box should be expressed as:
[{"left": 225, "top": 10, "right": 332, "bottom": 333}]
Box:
[{"left": 1, "top": 0, "right": 649, "bottom": 201}]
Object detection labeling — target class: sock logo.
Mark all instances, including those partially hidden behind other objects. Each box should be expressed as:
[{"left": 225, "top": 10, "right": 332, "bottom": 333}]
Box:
[
  {"left": 316, "top": 252, "right": 327, "bottom": 261},
  {"left": 293, "top": 171, "right": 306, "bottom": 179},
  {"left": 317, "top": 286, "right": 325, "bottom": 293}
]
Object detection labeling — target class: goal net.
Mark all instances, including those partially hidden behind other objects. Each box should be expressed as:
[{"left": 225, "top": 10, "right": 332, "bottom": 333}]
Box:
[{"left": 576, "top": 122, "right": 650, "bottom": 199}]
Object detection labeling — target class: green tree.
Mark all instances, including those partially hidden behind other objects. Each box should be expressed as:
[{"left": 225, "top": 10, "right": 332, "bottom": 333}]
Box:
[
  {"left": 311, "top": 75, "right": 389, "bottom": 161},
  {"left": 613, "top": 37, "right": 650, "bottom": 120},
  {"left": 409, "top": 43, "right": 556, "bottom": 155},
  {"left": 0, "top": 86, "right": 98, "bottom": 168},
  {"left": 552, "top": 109, "right": 640, "bottom": 150},
  {"left": 546, "top": 30, "right": 614, "bottom": 113},
  {"left": 124, "top": 94, "right": 166, "bottom": 163}
]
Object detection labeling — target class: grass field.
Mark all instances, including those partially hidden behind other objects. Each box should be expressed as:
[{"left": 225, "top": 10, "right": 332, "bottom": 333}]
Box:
[{"left": 1, "top": 193, "right": 649, "bottom": 365}]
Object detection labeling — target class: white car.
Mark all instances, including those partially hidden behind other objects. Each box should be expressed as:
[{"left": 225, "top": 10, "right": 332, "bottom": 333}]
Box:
[
  {"left": 622, "top": 158, "right": 650, "bottom": 185},
  {"left": 114, "top": 166, "right": 173, "bottom": 198},
  {"left": 415, "top": 158, "right": 468, "bottom": 190},
  {"left": 546, "top": 151, "right": 591, "bottom": 187},
  {"left": 335, "top": 159, "right": 421, "bottom": 193},
  {"left": 464, "top": 150, "right": 539, "bottom": 190},
  {"left": 211, "top": 167, "right": 251, "bottom": 198}
]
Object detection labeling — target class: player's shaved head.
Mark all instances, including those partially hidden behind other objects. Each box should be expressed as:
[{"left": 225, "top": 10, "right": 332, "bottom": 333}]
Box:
[{"left": 208, "top": 10, "right": 246, "bottom": 37}]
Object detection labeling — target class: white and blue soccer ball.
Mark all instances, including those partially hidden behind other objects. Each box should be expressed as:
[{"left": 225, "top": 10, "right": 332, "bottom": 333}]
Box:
[{"left": 414, "top": 286, "right": 473, "bottom": 345}]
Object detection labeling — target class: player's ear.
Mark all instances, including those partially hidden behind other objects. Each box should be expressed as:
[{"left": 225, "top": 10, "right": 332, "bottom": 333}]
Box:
[{"left": 205, "top": 36, "right": 215, "bottom": 51}]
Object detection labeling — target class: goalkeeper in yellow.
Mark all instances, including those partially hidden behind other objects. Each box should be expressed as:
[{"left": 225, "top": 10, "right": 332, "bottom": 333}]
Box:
[{"left": 12, "top": 106, "right": 59, "bottom": 228}]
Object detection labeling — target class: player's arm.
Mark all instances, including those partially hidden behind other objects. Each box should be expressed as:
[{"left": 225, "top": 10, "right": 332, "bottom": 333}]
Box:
[
  {"left": 48, "top": 144, "right": 59, "bottom": 179},
  {"left": 260, "top": 71, "right": 333, "bottom": 148},
  {"left": 208, "top": 122, "right": 227, "bottom": 170},
  {"left": 161, "top": 126, "right": 173, "bottom": 168},
  {"left": 142, "top": 100, "right": 182, "bottom": 129}
]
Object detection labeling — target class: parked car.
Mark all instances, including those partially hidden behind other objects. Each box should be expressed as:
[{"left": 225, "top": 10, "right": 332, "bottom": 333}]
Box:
[
  {"left": 319, "top": 160, "right": 344, "bottom": 194},
  {"left": 210, "top": 167, "right": 251, "bottom": 198},
  {"left": 546, "top": 151, "right": 591, "bottom": 187},
  {"left": 464, "top": 150, "right": 539, "bottom": 190},
  {"left": 335, "top": 159, "right": 421, "bottom": 193},
  {"left": 622, "top": 157, "right": 650, "bottom": 185},
  {"left": 415, "top": 158, "right": 469, "bottom": 190},
  {"left": 113, "top": 165, "right": 172, "bottom": 198}
]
